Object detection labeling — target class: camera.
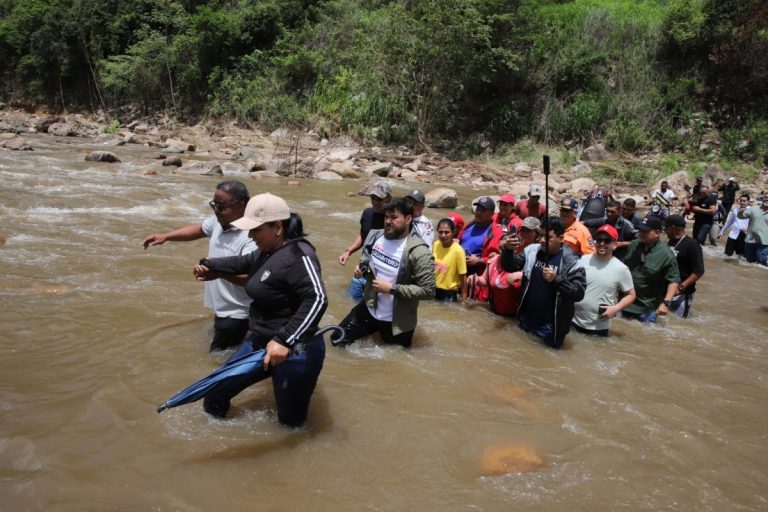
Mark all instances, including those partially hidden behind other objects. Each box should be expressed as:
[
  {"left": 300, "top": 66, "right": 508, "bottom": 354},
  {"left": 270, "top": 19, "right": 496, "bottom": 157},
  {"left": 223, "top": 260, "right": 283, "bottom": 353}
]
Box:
[{"left": 358, "top": 263, "right": 373, "bottom": 277}]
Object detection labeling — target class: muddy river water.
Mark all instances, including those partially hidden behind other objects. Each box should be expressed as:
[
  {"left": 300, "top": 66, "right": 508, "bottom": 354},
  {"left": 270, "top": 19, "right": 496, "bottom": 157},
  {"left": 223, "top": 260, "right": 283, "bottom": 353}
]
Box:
[{"left": 1, "top": 135, "right": 766, "bottom": 511}]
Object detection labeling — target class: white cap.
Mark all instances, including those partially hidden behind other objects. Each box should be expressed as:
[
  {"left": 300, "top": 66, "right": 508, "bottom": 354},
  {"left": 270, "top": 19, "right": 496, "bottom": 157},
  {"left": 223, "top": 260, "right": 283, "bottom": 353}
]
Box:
[{"left": 231, "top": 193, "right": 291, "bottom": 230}]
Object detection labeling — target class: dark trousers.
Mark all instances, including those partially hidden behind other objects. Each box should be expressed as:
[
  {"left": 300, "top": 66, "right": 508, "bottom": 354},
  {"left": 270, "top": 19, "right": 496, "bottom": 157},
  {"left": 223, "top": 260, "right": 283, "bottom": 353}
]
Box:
[
  {"left": 434, "top": 288, "right": 459, "bottom": 302},
  {"left": 211, "top": 316, "right": 250, "bottom": 352},
  {"left": 337, "top": 301, "right": 415, "bottom": 348},
  {"left": 724, "top": 233, "right": 745, "bottom": 256},
  {"left": 692, "top": 221, "right": 712, "bottom": 245},
  {"left": 203, "top": 335, "right": 325, "bottom": 427}
]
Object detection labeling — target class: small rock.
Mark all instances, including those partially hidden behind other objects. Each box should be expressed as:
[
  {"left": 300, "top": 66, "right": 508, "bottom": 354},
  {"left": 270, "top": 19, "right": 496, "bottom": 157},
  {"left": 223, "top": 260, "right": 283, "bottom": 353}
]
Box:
[
  {"left": 126, "top": 120, "right": 140, "bottom": 130},
  {"left": 312, "top": 157, "right": 331, "bottom": 174},
  {"left": 149, "top": 153, "right": 166, "bottom": 160},
  {"left": 250, "top": 170, "right": 281, "bottom": 179},
  {"left": 85, "top": 151, "right": 120, "bottom": 163},
  {"left": 137, "top": 167, "right": 158, "bottom": 176},
  {"left": 162, "top": 156, "right": 182, "bottom": 167},
  {"left": 287, "top": 180, "right": 301, "bottom": 186},
  {"left": 239, "top": 146, "right": 268, "bottom": 160},
  {"left": 162, "top": 145, "right": 184, "bottom": 154},
  {"left": 246, "top": 160, "right": 267, "bottom": 172},
  {"left": 134, "top": 123, "right": 149, "bottom": 134},
  {"left": 95, "top": 133, "right": 125, "bottom": 146}
]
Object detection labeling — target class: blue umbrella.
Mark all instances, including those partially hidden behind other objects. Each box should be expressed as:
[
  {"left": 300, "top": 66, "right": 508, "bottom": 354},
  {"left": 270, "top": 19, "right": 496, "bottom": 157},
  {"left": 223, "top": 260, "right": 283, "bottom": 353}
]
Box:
[{"left": 156, "top": 325, "right": 344, "bottom": 413}]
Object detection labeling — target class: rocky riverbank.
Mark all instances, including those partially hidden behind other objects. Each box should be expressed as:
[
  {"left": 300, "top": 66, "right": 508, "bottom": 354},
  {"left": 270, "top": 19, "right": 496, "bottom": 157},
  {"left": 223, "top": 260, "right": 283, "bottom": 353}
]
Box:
[{"left": 2, "top": 108, "right": 766, "bottom": 211}]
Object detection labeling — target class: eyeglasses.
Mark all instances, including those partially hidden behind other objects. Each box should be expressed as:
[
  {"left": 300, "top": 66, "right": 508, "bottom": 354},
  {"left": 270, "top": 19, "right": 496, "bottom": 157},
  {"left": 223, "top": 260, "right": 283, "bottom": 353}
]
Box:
[
  {"left": 208, "top": 200, "right": 238, "bottom": 211},
  {"left": 595, "top": 238, "right": 613, "bottom": 245}
]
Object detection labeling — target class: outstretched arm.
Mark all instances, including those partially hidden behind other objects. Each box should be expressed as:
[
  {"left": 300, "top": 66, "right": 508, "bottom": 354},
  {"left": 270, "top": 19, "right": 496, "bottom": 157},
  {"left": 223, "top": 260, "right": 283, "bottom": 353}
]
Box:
[{"left": 142, "top": 223, "right": 204, "bottom": 249}]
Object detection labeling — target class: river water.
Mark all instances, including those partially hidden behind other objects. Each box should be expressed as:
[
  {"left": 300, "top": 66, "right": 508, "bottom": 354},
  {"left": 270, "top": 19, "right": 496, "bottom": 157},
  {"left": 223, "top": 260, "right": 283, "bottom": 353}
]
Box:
[{"left": 1, "top": 134, "right": 766, "bottom": 511}]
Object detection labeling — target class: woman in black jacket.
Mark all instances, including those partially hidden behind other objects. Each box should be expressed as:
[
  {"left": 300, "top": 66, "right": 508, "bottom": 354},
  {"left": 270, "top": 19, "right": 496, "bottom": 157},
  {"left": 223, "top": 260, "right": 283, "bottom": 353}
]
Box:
[{"left": 193, "top": 193, "right": 328, "bottom": 427}]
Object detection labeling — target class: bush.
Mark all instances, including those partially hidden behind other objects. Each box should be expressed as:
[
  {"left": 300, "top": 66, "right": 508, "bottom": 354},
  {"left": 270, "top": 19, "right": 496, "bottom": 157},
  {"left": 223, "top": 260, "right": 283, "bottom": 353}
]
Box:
[{"left": 606, "top": 115, "right": 650, "bottom": 152}]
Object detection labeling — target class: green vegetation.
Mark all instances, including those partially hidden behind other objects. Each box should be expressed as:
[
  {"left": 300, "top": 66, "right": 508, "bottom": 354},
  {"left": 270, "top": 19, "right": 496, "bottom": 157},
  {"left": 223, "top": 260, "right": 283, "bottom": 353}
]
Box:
[{"left": 1, "top": 0, "right": 766, "bottom": 161}]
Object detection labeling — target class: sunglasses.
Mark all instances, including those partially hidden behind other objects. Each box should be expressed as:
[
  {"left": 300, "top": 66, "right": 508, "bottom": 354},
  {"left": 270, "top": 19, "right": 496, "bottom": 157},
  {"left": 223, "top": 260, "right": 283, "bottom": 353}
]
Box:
[
  {"left": 208, "top": 200, "right": 239, "bottom": 211},
  {"left": 595, "top": 238, "right": 613, "bottom": 245}
]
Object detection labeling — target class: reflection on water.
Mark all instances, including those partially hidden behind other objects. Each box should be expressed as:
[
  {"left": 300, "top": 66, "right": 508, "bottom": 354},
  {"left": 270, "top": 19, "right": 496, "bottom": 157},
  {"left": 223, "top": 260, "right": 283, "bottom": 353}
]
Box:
[{"left": 1, "top": 135, "right": 767, "bottom": 511}]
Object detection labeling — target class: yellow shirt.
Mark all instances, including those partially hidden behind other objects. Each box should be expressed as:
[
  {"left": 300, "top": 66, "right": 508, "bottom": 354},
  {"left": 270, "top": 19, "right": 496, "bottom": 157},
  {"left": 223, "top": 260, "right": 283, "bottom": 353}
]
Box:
[{"left": 433, "top": 241, "right": 467, "bottom": 291}]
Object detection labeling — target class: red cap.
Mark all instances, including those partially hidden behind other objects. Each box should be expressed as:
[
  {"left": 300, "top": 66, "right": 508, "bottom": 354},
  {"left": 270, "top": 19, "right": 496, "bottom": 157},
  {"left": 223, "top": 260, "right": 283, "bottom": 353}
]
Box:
[
  {"left": 447, "top": 212, "right": 464, "bottom": 232},
  {"left": 499, "top": 193, "right": 516, "bottom": 205},
  {"left": 596, "top": 224, "right": 618, "bottom": 240}
]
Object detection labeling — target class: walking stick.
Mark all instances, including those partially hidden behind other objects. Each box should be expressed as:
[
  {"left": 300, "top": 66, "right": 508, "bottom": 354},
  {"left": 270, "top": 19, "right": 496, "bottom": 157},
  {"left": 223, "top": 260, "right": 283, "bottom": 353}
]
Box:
[{"left": 543, "top": 155, "right": 550, "bottom": 264}]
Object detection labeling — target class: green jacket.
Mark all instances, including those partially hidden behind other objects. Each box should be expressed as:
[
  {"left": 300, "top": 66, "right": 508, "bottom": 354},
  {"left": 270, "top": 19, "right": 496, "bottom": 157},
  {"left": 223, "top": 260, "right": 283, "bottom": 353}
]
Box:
[{"left": 360, "top": 230, "right": 436, "bottom": 335}]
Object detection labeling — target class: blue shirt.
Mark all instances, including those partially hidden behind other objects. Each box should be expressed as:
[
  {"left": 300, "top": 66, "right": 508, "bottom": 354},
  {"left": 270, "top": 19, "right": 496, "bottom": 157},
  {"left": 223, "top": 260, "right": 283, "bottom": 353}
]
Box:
[{"left": 460, "top": 223, "right": 490, "bottom": 256}]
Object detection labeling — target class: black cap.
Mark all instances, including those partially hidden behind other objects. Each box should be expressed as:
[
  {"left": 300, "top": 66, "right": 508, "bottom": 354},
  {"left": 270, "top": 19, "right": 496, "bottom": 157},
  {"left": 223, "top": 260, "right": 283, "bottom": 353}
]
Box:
[
  {"left": 405, "top": 189, "right": 426, "bottom": 204},
  {"left": 473, "top": 196, "right": 496, "bottom": 211},
  {"left": 637, "top": 215, "right": 663, "bottom": 232},
  {"left": 560, "top": 197, "right": 579, "bottom": 210},
  {"left": 666, "top": 214, "right": 686, "bottom": 228}
]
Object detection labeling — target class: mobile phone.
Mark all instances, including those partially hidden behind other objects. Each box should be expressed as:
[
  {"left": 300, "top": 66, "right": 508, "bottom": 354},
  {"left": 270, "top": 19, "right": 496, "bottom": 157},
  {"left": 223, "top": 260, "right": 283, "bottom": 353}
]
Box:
[{"left": 598, "top": 303, "right": 609, "bottom": 316}]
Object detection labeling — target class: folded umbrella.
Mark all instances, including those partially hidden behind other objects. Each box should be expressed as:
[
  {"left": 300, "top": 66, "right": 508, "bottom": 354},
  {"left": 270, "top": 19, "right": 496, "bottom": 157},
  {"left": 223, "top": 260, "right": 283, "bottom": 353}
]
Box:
[{"left": 156, "top": 325, "right": 344, "bottom": 413}]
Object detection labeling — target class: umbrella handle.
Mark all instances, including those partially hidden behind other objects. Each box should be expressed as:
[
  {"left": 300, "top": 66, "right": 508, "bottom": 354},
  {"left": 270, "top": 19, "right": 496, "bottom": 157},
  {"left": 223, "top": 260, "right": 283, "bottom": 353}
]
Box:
[
  {"left": 315, "top": 325, "right": 346, "bottom": 346},
  {"left": 157, "top": 404, "right": 167, "bottom": 414}
]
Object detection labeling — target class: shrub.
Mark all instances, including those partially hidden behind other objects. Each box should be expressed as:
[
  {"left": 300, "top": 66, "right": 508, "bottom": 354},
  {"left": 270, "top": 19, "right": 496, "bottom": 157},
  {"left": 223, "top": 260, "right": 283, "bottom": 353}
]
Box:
[{"left": 606, "top": 115, "right": 650, "bottom": 152}]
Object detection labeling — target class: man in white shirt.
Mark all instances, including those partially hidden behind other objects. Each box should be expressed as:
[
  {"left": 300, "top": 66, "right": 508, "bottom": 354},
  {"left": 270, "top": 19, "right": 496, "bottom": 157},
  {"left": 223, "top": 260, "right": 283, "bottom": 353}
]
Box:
[
  {"left": 335, "top": 197, "right": 435, "bottom": 348},
  {"left": 405, "top": 189, "right": 434, "bottom": 247},
  {"left": 142, "top": 181, "right": 256, "bottom": 351},
  {"left": 573, "top": 224, "right": 636, "bottom": 336},
  {"left": 652, "top": 180, "right": 676, "bottom": 210}
]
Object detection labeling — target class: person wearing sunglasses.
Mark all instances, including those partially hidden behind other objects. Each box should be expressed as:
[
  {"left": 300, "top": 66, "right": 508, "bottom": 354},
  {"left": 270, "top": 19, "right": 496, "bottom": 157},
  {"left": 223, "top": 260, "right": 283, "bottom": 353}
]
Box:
[
  {"left": 621, "top": 216, "right": 680, "bottom": 323},
  {"left": 572, "top": 225, "right": 636, "bottom": 336},
  {"left": 142, "top": 180, "right": 255, "bottom": 351}
]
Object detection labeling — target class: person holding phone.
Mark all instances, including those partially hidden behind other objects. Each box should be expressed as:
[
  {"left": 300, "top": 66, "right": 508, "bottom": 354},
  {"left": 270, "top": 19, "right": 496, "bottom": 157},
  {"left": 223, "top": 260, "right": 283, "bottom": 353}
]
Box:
[{"left": 572, "top": 225, "right": 636, "bottom": 336}]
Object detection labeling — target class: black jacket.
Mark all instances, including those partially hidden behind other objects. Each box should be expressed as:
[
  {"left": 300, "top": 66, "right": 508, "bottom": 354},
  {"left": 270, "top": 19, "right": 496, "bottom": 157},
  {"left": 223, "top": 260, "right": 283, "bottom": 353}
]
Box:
[
  {"left": 501, "top": 243, "right": 586, "bottom": 348},
  {"left": 201, "top": 238, "right": 327, "bottom": 350}
]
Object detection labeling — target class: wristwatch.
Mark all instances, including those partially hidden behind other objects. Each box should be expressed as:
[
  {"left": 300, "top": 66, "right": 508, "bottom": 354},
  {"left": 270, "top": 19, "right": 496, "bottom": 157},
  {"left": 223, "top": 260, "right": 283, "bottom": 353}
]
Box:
[{"left": 662, "top": 299, "right": 672, "bottom": 307}]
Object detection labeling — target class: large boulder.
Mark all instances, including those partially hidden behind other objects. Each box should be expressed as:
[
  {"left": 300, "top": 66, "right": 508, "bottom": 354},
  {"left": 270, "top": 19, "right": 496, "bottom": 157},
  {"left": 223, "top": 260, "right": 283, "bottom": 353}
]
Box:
[
  {"left": 165, "top": 138, "right": 196, "bottom": 152},
  {"left": 366, "top": 161, "right": 392, "bottom": 177},
  {"left": 580, "top": 144, "right": 610, "bottom": 162},
  {"left": 567, "top": 177, "right": 597, "bottom": 197},
  {"left": 325, "top": 147, "right": 359, "bottom": 160},
  {"left": 570, "top": 162, "right": 592, "bottom": 177},
  {"left": 162, "top": 156, "right": 182, "bottom": 167},
  {"left": 48, "top": 123, "right": 76, "bottom": 137},
  {"left": 329, "top": 161, "right": 361, "bottom": 179},
  {"left": 404, "top": 158, "right": 422, "bottom": 172},
  {"left": 654, "top": 170, "right": 689, "bottom": 197},
  {"left": 1, "top": 137, "right": 32, "bottom": 151},
  {"left": 703, "top": 164, "right": 729, "bottom": 189},
  {"left": 35, "top": 116, "right": 64, "bottom": 133},
  {"left": 176, "top": 161, "right": 223, "bottom": 175},
  {"left": 239, "top": 146, "right": 268, "bottom": 160},
  {"left": 95, "top": 133, "right": 125, "bottom": 146},
  {"left": 425, "top": 187, "right": 458, "bottom": 208},
  {"left": 315, "top": 171, "right": 344, "bottom": 181},
  {"left": 85, "top": 151, "right": 120, "bottom": 163}
]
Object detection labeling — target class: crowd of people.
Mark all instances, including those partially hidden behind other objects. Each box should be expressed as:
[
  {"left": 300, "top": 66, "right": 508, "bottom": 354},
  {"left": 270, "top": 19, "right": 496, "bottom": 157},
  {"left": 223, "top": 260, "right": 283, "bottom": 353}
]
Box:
[{"left": 144, "top": 177, "right": 767, "bottom": 427}]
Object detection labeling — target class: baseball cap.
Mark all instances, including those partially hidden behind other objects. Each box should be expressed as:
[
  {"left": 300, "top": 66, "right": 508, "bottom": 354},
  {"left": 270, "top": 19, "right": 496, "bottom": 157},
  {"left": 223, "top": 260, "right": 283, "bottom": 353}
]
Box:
[
  {"left": 560, "top": 197, "right": 579, "bottom": 210},
  {"left": 529, "top": 184, "right": 542, "bottom": 197},
  {"left": 728, "top": 177, "right": 735, "bottom": 182},
  {"left": 636, "top": 215, "right": 663, "bottom": 232},
  {"left": 447, "top": 212, "right": 464, "bottom": 232},
  {"left": 596, "top": 224, "right": 618, "bottom": 240},
  {"left": 521, "top": 217, "right": 541, "bottom": 231},
  {"left": 369, "top": 180, "right": 391, "bottom": 199},
  {"left": 231, "top": 193, "right": 291, "bottom": 230},
  {"left": 405, "top": 189, "right": 425, "bottom": 204},
  {"left": 473, "top": 196, "right": 496, "bottom": 211},
  {"left": 499, "top": 193, "right": 516, "bottom": 205},
  {"left": 666, "top": 214, "right": 686, "bottom": 228}
]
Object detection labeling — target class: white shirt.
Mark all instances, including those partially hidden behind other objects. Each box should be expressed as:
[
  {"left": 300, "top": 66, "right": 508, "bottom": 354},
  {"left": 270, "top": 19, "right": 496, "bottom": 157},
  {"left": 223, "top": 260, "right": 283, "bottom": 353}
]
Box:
[
  {"left": 653, "top": 188, "right": 676, "bottom": 205},
  {"left": 201, "top": 215, "right": 257, "bottom": 318},
  {"left": 573, "top": 254, "right": 634, "bottom": 331},
  {"left": 720, "top": 210, "right": 748, "bottom": 240},
  {"left": 412, "top": 215, "right": 435, "bottom": 247},
  {"left": 367, "top": 236, "right": 407, "bottom": 322}
]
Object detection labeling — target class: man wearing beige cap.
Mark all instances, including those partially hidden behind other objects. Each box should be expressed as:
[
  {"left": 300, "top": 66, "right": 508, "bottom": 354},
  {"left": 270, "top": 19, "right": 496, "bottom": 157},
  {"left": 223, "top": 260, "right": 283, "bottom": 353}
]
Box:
[{"left": 517, "top": 184, "right": 547, "bottom": 221}]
